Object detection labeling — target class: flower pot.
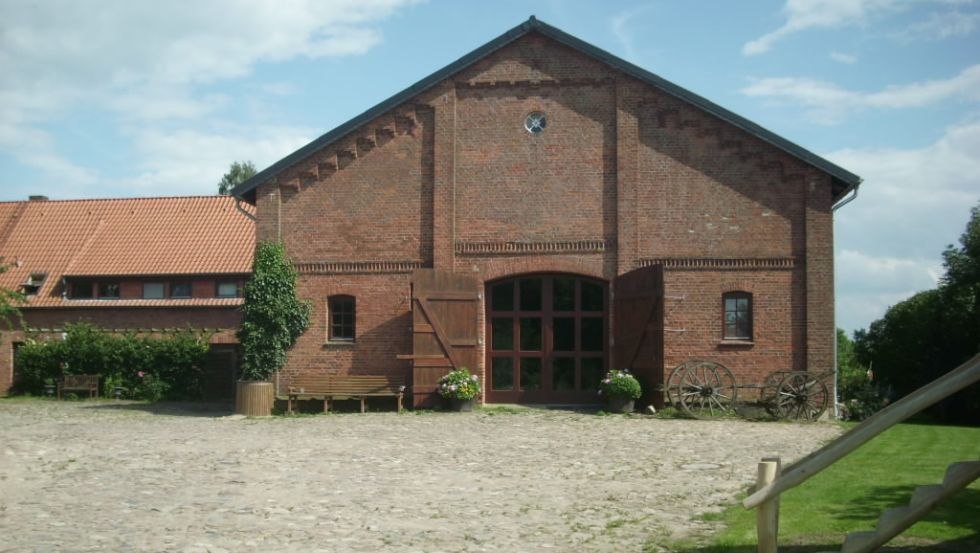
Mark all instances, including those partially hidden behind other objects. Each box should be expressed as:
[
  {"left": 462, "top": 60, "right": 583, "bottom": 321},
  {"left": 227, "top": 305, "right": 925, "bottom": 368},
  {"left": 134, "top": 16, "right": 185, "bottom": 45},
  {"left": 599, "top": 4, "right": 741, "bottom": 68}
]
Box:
[
  {"left": 607, "top": 396, "right": 635, "bottom": 414},
  {"left": 235, "top": 381, "right": 274, "bottom": 416},
  {"left": 449, "top": 398, "right": 474, "bottom": 412}
]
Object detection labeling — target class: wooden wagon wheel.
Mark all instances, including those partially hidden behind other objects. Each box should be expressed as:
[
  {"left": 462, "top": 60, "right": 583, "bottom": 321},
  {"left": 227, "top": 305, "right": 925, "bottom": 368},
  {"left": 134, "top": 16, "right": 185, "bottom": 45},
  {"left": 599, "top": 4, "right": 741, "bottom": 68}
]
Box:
[
  {"left": 761, "top": 370, "right": 792, "bottom": 416},
  {"left": 677, "top": 360, "right": 738, "bottom": 418},
  {"left": 664, "top": 362, "right": 690, "bottom": 407},
  {"left": 775, "top": 371, "right": 830, "bottom": 421}
]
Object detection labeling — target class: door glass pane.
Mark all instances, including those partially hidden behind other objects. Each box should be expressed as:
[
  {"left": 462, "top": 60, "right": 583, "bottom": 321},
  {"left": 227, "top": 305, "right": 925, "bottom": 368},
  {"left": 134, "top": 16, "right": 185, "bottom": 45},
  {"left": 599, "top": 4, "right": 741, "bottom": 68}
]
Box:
[
  {"left": 581, "top": 281, "right": 603, "bottom": 311},
  {"left": 519, "top": 278, "right": 542, "bottom": 311},
  {"left": 491, "top": 282, "right": 514, "bottom": 311},
  {"left": 520, "top": 358, "right": 541, "bottom": 390},
  {"left": 581, "top": 358, "right": 603, "bottom": 391},
  {"left": 553, "top": 357, "right": 575, "bottom": 391},
  {"left": 581, "top": 317, "right": 604, "bottom": 351},
  {"left": 492, "top": 318, "right": 513, "bottom": 351},
  {"left": 491, "top": 358, "right": 514, "bottom": 390},
  {"left": 553, "top": 277, "right": 575, "bottom": 311},
  {"left": 520, "top": 317, "right": 542, "bottom": 351},
  {"left": 553, "top": 317, "right": 574, "bottom": 351}
]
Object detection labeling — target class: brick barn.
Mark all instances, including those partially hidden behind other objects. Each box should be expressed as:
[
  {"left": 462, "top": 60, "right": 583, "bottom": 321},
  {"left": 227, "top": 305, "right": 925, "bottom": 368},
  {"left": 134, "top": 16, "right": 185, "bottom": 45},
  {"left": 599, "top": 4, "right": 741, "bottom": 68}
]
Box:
[
  {"left": 232, "top": 17, "right": 861, "bottom": 409},
  {"left": 0, "top": 195, "right": 254, "bottom": 398}
]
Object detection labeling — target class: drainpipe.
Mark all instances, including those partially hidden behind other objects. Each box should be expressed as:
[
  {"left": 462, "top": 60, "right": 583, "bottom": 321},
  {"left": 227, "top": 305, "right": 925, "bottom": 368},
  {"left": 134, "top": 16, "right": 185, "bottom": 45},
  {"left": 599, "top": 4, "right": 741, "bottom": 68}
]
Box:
[{"left": 830, "top": 182, "right": 861, "bottom": 419}]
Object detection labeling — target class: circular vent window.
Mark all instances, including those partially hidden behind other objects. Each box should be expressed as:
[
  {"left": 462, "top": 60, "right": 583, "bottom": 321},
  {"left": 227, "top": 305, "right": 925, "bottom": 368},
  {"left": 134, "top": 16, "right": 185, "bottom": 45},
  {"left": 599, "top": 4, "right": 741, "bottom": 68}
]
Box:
[{"left": 524, "top": 112, "right": 547, "bottom": 134}]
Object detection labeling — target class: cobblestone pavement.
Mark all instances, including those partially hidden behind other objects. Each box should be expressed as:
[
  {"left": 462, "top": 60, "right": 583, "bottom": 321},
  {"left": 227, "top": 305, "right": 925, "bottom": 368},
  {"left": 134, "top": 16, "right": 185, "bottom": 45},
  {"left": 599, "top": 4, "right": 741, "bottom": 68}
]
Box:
[{"left": 0, "top": 400, "right": 841, "bottom": 552}]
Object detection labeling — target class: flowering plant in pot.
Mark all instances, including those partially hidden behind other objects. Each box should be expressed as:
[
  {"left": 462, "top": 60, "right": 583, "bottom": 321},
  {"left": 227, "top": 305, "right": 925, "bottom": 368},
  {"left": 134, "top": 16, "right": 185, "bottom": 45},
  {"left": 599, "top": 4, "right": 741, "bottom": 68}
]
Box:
[
  {"left": 599, "top": 368, "right": 641, "bottom": 413},
  {"left": 437, "top": 368, "right": 480, "bottom": 411}
]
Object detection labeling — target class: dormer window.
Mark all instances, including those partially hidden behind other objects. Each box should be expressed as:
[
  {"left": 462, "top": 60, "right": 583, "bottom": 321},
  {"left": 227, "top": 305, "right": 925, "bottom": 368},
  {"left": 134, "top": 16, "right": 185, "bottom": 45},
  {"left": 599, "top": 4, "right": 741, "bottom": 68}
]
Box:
[{"left": 20, "top": 273, "right": 46, "bottom": 296}]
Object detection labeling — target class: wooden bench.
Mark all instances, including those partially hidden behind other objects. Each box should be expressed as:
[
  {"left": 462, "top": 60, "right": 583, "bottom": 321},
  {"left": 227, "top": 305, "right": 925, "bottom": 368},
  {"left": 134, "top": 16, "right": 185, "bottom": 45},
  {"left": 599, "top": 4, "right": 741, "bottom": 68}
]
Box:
[
  {"left": 282, "top": 375, "right": 405, "bottom": 414},
  {"left": 57, "top": 374, "right": 99, "bottom": 399}
]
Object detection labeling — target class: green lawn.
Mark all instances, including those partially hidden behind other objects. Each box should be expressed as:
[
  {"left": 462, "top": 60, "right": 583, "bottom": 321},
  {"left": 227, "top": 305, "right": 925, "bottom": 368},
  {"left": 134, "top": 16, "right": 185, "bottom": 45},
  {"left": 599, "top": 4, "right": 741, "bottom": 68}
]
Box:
[{"left": 671, "top": 422, "right": 980, "bottom": 553}]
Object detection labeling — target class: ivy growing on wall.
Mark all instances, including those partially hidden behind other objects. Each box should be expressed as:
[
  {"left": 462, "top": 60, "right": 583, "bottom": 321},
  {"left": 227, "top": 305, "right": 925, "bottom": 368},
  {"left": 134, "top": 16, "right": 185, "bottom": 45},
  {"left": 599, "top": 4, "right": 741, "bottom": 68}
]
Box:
[{"left": 237, "top": 241, "right": 311, "bottom": 381}]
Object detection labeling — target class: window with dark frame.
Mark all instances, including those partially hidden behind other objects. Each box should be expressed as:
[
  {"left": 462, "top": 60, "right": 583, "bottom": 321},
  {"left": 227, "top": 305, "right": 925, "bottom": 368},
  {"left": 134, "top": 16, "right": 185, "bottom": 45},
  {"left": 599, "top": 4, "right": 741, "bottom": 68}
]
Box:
[
  {"left": 723, "top": 292, "right": 752, "bottom": 340},
  {"left": 328, "top": 295, "right": 355, "bottom": 342},
  {"left": 69, "top": 281, "right": 95, "bottom": 299},
  {"left": 97, "top": 282, "right": 120, "bottom": 299},
  {"left": 170, "top": 282, "right": 192, "bottom": 298}
]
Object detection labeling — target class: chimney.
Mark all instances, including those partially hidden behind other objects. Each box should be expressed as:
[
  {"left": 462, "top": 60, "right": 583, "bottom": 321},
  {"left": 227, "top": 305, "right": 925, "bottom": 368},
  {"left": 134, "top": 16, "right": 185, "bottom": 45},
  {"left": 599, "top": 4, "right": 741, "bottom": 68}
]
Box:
[{"left": 28, "top": 195, "right": 49, "bottom": 201}]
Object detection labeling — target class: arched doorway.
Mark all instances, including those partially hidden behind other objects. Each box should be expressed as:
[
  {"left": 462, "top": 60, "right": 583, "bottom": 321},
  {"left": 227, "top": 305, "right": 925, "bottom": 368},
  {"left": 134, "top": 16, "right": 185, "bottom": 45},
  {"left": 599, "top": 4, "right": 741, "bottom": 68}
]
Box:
[{"left": 485, "top": 274, "right": 608, "bottom": 404}]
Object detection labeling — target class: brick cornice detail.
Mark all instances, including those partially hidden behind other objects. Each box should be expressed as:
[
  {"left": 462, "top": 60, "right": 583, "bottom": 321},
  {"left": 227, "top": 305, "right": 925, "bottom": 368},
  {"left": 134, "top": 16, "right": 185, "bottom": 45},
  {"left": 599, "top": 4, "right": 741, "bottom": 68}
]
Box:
[
  {"left": 457, "top": 77, "right": 615, "bottom": 90},
  {"left": 636, "top": 257, "right": 797, "bottom": 270},
  {"left": 294, "top": 261, "right": 424, "bottom": 275},
  {"left": 455, "top": 240, "right": 606, "bottom": 256}
]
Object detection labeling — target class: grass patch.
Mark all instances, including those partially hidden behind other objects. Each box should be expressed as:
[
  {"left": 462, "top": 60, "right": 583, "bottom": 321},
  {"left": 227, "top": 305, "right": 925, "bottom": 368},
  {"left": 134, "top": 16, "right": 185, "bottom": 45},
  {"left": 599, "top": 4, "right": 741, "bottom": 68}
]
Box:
[{"left": 677, "top": 422, "right": 980, "bottom": 552}]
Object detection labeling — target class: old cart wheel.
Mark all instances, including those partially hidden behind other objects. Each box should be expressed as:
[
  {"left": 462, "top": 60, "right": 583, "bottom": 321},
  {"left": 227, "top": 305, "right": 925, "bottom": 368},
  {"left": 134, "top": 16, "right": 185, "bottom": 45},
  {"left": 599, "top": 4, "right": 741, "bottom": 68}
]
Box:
[
  {"left": 677, "top": 360, "right": 738, "bottom": 418},
  {"left": 664, "top": 362, "right": 689, "bottom": 407},
  {"left": 761, "top": 370, "right": 791, "bottom": 416},
  {"left": 775, "top": 372, "right": 829, "bottom": 421}
]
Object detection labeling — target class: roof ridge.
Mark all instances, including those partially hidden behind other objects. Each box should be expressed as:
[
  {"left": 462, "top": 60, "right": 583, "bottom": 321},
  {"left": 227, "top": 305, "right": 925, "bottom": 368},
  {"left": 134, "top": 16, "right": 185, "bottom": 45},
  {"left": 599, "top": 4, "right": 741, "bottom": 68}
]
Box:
[{"left": 0, "top": 195, "right": 234, "bottom": 205}]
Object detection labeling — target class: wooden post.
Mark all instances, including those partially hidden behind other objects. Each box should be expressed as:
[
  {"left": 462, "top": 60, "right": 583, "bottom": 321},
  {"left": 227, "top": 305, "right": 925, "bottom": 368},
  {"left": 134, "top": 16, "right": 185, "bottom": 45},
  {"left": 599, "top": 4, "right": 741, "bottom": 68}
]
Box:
[{"left": 756, "top": 459, "right": 780, "bottom": 553}]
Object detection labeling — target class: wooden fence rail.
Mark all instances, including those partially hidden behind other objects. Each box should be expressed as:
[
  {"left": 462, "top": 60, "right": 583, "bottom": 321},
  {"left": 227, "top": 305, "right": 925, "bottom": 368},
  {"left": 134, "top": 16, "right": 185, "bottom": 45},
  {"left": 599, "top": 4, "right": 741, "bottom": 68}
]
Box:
[{"left": 744, "top": 353, "right": 980, "bottom": 510}]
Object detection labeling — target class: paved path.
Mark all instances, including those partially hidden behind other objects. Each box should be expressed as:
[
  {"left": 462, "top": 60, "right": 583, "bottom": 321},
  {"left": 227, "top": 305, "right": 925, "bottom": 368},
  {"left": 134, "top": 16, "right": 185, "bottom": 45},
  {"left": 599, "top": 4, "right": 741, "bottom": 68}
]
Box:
[{"left": 0, "top": 401, "right": 841, "bottom": 552}]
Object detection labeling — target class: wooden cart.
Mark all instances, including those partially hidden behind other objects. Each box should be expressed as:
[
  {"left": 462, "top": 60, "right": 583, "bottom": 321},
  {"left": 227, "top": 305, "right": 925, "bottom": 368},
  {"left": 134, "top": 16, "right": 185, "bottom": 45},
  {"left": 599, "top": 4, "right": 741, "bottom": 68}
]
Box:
[{"left": 664, "top": 359, "right": 832, "bottom": 421}]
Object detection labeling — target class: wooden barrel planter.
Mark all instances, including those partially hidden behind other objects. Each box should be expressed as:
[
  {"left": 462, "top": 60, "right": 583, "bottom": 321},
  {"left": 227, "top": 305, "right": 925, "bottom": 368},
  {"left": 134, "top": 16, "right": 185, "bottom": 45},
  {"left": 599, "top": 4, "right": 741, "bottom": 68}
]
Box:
[{"left": 235, "top": 381, "right": 274, "bottom": 416}]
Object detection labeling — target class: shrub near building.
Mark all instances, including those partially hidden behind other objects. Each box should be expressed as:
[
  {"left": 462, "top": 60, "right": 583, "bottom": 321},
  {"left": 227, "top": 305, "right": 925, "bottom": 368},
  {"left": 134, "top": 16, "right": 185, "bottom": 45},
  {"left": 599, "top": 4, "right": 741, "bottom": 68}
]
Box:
[{"left": 13, "top": 322, "right": 210, "bottom": 400}]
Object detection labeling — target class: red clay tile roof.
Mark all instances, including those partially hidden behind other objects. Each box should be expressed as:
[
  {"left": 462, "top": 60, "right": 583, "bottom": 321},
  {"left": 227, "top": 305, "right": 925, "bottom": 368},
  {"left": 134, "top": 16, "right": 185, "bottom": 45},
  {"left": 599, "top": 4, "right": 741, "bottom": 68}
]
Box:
[{"left": 0, "top": 196, "right": 254, "bottom": 307}]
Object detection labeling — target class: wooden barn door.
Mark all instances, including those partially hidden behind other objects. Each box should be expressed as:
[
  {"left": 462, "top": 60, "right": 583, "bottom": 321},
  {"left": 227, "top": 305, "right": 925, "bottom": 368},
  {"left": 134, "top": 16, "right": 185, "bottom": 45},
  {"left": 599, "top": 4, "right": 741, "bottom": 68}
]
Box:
[
  {"left": 410, "top": 269, "right": 480, "bottom": 408},
  {"left": 613, "top": 265, "right": 665, "bottom": 407}
]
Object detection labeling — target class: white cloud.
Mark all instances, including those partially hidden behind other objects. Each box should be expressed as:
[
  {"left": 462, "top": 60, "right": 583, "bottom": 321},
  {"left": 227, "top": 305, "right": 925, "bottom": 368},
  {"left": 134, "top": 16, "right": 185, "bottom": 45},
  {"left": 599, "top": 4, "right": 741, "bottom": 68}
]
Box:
[
  {"left": 897, "top": 9, "right": 980, "bottom": 40},
  {"left": 120, "top": 125, "right": 317, "bottom": 196},
  {"left": 743, "top": 0, "right": 977, "bottom": 55},
  {"left": 830, "top": 51, "right": 858, "bottom": 64},
  {"left": 832, "top": 119, "right": 980, "bottom": 332},
  {"left": 0, "top": 0, "right": 420, "bottom": 193},
  {"left": 610, "top": 5, "right": 656, "bottom": 62},
  {"left": 741, "top": 64, "right": 980, "bottom": 123},
  {"left": 743, "top": 0, "right": 899, "bottom": 56}
]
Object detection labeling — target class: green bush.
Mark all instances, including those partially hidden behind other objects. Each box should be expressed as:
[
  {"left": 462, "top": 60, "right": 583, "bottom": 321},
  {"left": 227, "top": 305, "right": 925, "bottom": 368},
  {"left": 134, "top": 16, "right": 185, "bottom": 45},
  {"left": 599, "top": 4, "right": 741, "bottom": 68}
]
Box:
[
  {"left": 12, "top": 322, "right": 210, "bottom": 401},
  {"left": 599, "top": 369, "right": 642, "bottom": 399}
]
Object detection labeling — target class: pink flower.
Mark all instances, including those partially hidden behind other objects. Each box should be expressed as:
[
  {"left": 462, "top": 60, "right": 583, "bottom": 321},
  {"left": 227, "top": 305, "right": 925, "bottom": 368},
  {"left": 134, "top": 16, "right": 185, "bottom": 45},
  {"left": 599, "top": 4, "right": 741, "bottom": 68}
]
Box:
[{"left": 137, "top": 371, "right": 146, "bottom": 378}]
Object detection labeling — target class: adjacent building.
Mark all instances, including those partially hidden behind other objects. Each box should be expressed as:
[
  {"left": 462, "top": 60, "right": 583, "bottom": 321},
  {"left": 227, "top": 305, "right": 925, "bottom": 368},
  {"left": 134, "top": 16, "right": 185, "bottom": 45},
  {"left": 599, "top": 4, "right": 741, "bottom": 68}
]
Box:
[{"left": 0, "top": 195, "right": 254, "bottom": 397}]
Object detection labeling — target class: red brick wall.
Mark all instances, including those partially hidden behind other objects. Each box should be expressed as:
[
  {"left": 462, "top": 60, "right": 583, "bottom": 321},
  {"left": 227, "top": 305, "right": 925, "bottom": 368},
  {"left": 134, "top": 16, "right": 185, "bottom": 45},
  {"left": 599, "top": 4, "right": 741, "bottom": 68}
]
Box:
[{"left": 251, "top": 32, "right": 838, "bottom": 401}]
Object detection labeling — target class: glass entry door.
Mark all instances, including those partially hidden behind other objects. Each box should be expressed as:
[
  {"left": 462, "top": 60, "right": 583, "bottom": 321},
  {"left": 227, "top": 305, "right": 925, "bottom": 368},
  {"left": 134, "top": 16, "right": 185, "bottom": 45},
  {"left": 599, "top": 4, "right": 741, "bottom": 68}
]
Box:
[{"left": 485, "top": 274, "right": 607, "bottom": 403}]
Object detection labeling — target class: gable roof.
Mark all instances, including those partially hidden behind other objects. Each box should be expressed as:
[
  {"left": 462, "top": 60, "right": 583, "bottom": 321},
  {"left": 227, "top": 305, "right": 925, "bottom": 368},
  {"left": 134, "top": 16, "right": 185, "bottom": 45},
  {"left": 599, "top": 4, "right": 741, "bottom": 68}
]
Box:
[
  {"left": 0, "top": 196, "right": 254, "bottom": 307},
  {"left": 233, "top": 16, "right": 861, "bottom": 203}
]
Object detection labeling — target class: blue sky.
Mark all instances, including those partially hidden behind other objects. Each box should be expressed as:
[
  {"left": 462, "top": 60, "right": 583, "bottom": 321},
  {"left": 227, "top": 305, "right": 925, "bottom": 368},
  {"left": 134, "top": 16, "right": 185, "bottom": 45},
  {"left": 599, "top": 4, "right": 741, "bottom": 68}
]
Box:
[{"left": 1, "top": 0, "right": 978, "bottom": 334}]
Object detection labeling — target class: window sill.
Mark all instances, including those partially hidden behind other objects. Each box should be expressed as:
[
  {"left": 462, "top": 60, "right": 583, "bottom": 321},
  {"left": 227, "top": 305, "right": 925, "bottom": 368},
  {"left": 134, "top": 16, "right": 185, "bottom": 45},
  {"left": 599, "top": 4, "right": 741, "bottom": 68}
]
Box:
[
  {"left": 324, "top": 340, "right": 356, "bottom": 347},
  {"left": 718, "top": 339, "right": 754, "bottom": 347}
]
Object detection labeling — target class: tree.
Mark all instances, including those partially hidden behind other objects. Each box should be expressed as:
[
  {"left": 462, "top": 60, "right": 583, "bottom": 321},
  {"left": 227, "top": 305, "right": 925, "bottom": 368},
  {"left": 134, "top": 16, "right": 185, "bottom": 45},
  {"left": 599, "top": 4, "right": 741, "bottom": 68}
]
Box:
[
  {"left": 217, "top": 161, "right": 257, "bottom": 195},
  {"left": 0, "top": 259, "right": 25, "bottom": 332},
  {"left": 854, "top": 201, "right": 980, "bottom": 423},
  {"left": 237, "top": 242, "right": 311, "bottom": 381}
]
